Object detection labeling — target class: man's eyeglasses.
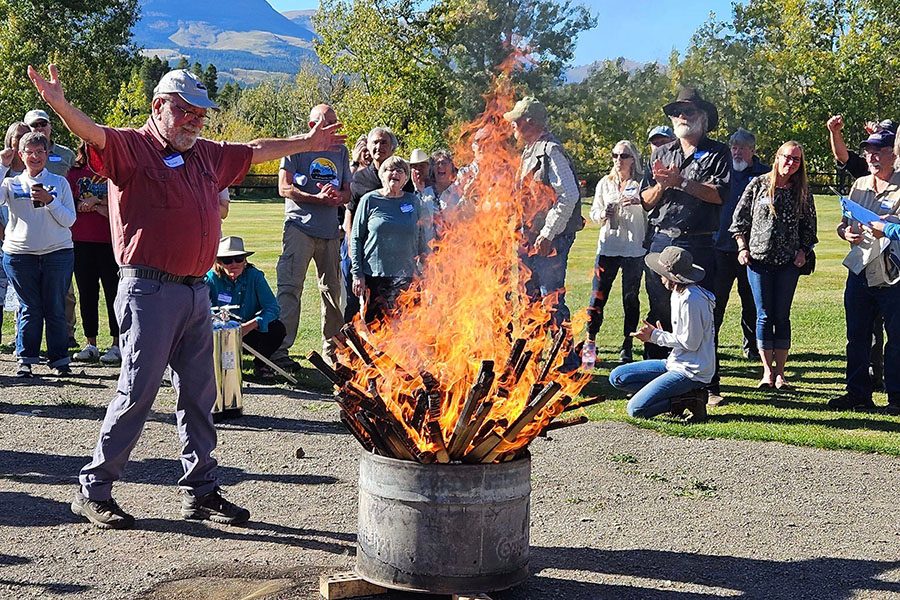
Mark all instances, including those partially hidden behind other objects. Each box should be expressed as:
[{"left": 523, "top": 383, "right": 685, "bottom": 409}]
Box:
[
  {"left": 164, "top": 99, "right": 207, "bottom": 123},
  {"left": 778, "top": 153, "right": 803, "bottom": 164},
  {"left": 219, "top": 256, "right": 245, "bottom": 265},
  {"left": 29, "top": 121, "right": 49, "bottom": 128},
  {"left": 612, "top": 152, "right": 632, "bottom": 160},
  {"left": 22, "top": 149, "right": 48, "bottom": 156},
  {"left": 671, "top": 107, "right": 699, "bottom": 119}
]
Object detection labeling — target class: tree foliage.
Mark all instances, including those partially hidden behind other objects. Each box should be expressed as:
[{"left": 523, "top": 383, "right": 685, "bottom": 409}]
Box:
[{"left": 0, "top": 0, "right": 139, "bottom": 146}]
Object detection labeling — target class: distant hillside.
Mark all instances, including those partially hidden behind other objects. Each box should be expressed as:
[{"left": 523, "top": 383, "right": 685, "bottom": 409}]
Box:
[
  {"left": 282, "top": 9, "right": 317, "bottom": 33},
  {"left": 565, "top": 58, "right": 664, "bottom": 83},
  {"left": 134, "top": 0, "right": 317, "bottom": 83}
]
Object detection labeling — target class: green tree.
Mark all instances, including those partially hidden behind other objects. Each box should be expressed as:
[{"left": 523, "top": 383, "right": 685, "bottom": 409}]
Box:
[
  {"left": 0, "top": 0, "right": 139, "bottom": 147},
  {"left": 175, "top": 57, "right": 190, "bottom": 70},
  {"left": 203, "top": 63, "right": 218, "bottom": 99},
  {"left": 139, "top": 55, "right": 170, "bottom": 103},
  {"left": 107, "top": 68, "right": 150, "bottom": 129}
]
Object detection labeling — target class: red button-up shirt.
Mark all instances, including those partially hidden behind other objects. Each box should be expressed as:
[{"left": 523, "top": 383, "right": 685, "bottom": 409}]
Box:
[{"left": 88, "top": 118, "right": 253, "bottom": 276}]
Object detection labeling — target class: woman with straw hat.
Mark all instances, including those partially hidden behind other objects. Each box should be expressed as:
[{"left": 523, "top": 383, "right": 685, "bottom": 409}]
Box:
[
  {"left": 206, "top": 236, "right": 284, "bottom": 379},
  {"left": 609, "top": 246, "right": 716, "bottom": 422}
]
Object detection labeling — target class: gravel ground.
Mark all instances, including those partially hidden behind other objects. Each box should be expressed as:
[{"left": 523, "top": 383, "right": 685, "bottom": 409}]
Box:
[{"left": 1, "top": 355, "right": 899, "bottom": 600}]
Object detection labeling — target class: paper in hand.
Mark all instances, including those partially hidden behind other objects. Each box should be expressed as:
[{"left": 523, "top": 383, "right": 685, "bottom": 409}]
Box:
[{"left": 840, "top": 196, "right": 881, "bottom": 225}]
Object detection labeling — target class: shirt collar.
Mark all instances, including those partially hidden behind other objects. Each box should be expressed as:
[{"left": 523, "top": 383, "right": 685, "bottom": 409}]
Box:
[
  {"left": 859, "top": 170, "right": 900, "bottom": 193},
  {"left": 140, "top": 116, "right": 196, "bottom": 157}
]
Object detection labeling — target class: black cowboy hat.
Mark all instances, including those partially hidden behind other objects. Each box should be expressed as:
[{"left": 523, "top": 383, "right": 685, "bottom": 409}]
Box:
[{"left": 663, "top": 87, "right": 719, "bottom": 132}]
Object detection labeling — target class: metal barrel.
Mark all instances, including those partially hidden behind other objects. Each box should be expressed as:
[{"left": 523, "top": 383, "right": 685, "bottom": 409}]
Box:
[{"left": 356, "top": 451, "right": 531, "bottom": 594}]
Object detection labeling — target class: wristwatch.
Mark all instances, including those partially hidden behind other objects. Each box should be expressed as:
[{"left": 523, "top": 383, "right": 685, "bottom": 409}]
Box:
[{"left": 677, "top": 178, "right": 689, "bottom": 191}]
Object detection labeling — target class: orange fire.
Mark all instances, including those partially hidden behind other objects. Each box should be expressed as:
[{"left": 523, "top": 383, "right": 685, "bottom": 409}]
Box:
[{"left": 332, "top": 53, "right": 592, "bottom": 461}]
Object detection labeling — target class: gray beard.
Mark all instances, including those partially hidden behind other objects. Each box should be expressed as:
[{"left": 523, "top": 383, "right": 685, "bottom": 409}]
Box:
[
  {"left": 732, "top": 159, "right": 749, "bottom": 172},
  {"left": 675, "top": 120, "right": 703, "bottom": 139}
]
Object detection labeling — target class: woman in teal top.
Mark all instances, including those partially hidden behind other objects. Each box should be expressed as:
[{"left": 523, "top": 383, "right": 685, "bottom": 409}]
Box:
[
  {"left": 206, "top": 236, "right": 284, "bottom": 379},
  {"left": 350, "top": 155, "right": 427, "bottom": 323}
]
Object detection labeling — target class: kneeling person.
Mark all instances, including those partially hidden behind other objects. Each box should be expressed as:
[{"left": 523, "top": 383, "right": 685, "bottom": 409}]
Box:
[
  {"left": 609, "top": 247, "right": 715, "bottom": 422},
  {"left": 207, "top": 236, "right": 285, "bottom": 379}
]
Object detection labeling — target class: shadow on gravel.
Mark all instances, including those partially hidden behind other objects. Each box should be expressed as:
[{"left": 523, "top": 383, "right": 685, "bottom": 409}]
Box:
[
  {"left": 0, "top": 452, "right": 339, "bottom": 489},
  {"left": 137, "top": 518, "right": 356, "bottom": 554},
  {"left": 0, "top": 578, "right": 89, "bottom": 596},
  {"left": 524, "top": 546, "right": 900, "bottom": 600},
  {"left": 0, "top": 492, "right": 80, "bottom": 526}
]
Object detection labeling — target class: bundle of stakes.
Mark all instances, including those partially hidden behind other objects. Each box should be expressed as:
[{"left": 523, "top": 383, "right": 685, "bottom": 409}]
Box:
[{"left": 307, "top": 323, "right": 605, "bottom": 464}]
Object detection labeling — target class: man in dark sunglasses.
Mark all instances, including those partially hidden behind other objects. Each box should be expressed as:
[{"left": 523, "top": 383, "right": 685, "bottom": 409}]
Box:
[
  {"left": 28, "top": 64, "right": 346, "bottom": 531},
  {"left": 639, "top": 87, "right": 731, "bottom": 367}
]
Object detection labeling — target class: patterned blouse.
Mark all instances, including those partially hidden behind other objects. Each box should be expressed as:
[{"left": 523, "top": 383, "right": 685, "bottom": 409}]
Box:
[{"left": 729, "top": 174, "right": 818, "bottom": 266}]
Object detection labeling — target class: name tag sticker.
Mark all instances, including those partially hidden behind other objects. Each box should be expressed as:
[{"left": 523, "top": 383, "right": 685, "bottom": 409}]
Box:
[
  {"left": 163, "top": 153, "right": 185, "bottom": 168},
  {"left": 48, "top": 154, "right": 62, "bottom": 162},
  {"left": 694, "top": 150, "right": 709, "bottom": 160},
  {"left": 400, "top": 203, "right": 414, "bottom": 213},
  {"left": 217, "top": 293, "right": 232, "bottom": 304}
]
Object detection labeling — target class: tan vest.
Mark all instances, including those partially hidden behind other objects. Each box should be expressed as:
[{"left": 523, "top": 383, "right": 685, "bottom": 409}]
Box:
[{"left": 844, "top": 170, "right": 900, "bottom": 287}]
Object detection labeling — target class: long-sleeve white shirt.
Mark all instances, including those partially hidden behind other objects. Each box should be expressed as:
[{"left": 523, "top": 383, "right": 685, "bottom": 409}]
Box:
[
  {"left": 0, "top": 167, "right": 75, "bottom": 255},
  {"left": 650, "top": 284, "right": 716, "bottom": 383},
  {"left": 589, "top": 175, "right": 648, "bottom": 257}
]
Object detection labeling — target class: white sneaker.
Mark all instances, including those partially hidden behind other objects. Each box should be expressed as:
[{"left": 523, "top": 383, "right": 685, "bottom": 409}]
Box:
[
  {"left": 100, "top": 345, "right": 122, "bottom": 364},
  {"left": 74, "top": 344, "right": 100, "bottom": 361}
]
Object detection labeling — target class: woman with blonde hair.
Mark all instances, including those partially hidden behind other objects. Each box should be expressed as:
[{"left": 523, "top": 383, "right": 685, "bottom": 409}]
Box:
[
  {"left": 582, "top": 139, "right": 646, "bottom": 368},
  {"left": 730, "top": 141, "right": 817, "bottom": 389}
]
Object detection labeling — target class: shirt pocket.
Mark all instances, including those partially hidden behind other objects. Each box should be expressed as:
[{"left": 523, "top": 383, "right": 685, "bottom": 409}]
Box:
[{"left": 144, "top": 167, "right": 184, "bottom": 209}]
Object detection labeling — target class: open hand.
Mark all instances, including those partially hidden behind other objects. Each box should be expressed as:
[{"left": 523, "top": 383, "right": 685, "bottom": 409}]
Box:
[
  {"left": 28, "top": 64, "right": 66, "bottom": 109},
  {"left": 306, "top": 120, "right": 347, "bottom": 152},
  {"left": 316, "top": 182, "right": 344, "bottom": 206},
  {"left": 652, "top": 159, "right": 683, "bottom": 190},
  {"left": 630, "top": 319, "right": 657, "bottom": 343}
]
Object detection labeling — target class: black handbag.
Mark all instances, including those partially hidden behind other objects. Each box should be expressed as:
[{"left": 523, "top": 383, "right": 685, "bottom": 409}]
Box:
[{"left": 799, "top": 249, "right": 816, "bottom": 276}]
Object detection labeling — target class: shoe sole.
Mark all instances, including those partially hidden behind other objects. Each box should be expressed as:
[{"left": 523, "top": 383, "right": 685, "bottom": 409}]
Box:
[
  {"left": 70, "top": 502, "right": 133, "bottom": 530},
  {"left": 181, "top": 507, "right": 250, "bottom": 525}
]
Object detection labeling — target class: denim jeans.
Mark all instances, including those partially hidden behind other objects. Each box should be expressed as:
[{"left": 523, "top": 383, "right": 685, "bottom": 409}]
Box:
[
  {"left": 609, "top": 360, "right": 704, "bottom": 418},
  {"left": 3, "top": 249, "right": 74, "bottom": 367},
  {"left": 520, "top": 232, "right": 579, "bottom": 369},
  {"left": 844, "top": 270, "right": 900, "bottom": 401},
  {"left": 644, "top": 233, "right": 717, "bottom": 359},
  {"left": 746, "top": 261, "right": 800, "bottom": 350}
]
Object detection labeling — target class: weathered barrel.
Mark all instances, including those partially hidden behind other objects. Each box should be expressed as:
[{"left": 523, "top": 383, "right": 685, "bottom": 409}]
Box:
[{"left": 356, "top": 451, "right": 531, "bottom": 594}]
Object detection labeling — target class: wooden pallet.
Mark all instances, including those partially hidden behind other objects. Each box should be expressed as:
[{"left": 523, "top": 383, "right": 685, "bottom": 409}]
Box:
[{"left": 318, "top": 571, "right": 493, "bottom": 600}]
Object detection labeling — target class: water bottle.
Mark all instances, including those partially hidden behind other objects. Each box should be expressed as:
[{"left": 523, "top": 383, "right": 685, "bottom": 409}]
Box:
[
  {"left": 581, "top": 340, "right": 597, "bottom": 372},
  {"left": 606, "top": 202, "right": 618, "bottom": 231},
  {"left": 293, "top": 173, "right": 308, "bottom": 187}
]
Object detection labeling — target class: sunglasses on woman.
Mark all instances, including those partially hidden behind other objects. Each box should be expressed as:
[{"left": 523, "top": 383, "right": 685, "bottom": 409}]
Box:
[
  {"left": 611, "top": 153, "right": 632, "bottom": 160},
  {"left": 219, "top": 256, "right": 245, "bottom": 265}
]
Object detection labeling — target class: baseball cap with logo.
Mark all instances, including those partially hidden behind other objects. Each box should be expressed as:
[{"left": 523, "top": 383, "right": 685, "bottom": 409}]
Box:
[
  {"left": 24, "top": 109, "right": 51, "bottom": 126},
  {"left": 647, "top": 125, "right": 675, "bottom": 143},
  {"left": 859, "top": 130, "right": 896, "bottom": 151},
  {"left": 153, "top": 69, "right": 219, "bottom": 110},
  {"left": 503, "top": 97, "right": 548, "bottom": 125}
]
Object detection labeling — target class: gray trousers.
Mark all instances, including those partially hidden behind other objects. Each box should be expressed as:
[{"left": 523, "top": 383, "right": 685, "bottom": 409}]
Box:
[
  {"left": 79, "top": 276, "right": 218, "bottom": 500},
  {"left": 273, "top": 224, "right": 344, "bottom": 361}
]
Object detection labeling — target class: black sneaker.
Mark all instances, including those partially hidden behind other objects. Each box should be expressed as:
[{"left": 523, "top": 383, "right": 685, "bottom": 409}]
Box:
[
  {"left": 827, "top": 393, "right": 876, "bottom": 411},
  {"left": 883, "top": 404, "right": 900, "bottom": 417},
  {"left": 272, "top": 356, "right": 302, "bottom": 372},
  {"left": 71, "top": 490, "right": 135, "bottom": 529},
  {"left": 52, "top": 364, "right": 72, "bottom": 377},
  {"left": 181, "top": 488, "right": 250, "bottom": 524},
  {"left": 16, "top": 364, "right": 33, "bottom": 378}
]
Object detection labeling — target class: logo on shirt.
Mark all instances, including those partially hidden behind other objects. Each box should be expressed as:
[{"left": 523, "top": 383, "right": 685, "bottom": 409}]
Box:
[
  {"left": 309, "top": 158, "right": 339, "bottom": 187},
  {"left": 76, "top": 175, "right": 108, "bottom": 201}
]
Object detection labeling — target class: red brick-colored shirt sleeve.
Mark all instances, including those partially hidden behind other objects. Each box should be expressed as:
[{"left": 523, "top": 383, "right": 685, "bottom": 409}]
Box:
[
  {"left": 87, "top": 127, "right": 139, "bottom": 186},
  {"left": 208, "top": 141, "right": 253, "bottom": 191}
]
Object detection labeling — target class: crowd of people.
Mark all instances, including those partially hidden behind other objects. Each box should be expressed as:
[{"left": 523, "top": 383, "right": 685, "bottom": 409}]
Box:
[{"left": 4, "top": 63, "right": 898, "bottom": 530}]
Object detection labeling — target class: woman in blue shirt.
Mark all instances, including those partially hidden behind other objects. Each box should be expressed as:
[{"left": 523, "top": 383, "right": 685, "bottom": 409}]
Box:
[
  {"left": 350, "top": 155, "right": 427, "bottom": 323},
  {"left": 206, "top": 236, "right": 284, "bottom": 379}
]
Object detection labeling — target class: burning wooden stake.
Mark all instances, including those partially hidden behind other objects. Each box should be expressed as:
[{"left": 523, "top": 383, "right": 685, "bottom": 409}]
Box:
[
  {"left": 480, "top": 381, "right": 562, "bottom": 463},
  {"left": 447, "top": 360, "right": 495, "bottom": 458},
  {"left": 537, "top": 329, "right": 567, "bottom": 382},
  {"left": 539, "top": 415, "right": 588, "bottom": 436},
  {"left": 307, "top": 351, "right": 346, "bottom": 387},
  {"left": 425, "top": 389, "right": 450, "bottom": 463},
  {"left": 563, "top": 396, "right": 606, "bottom": 412}
]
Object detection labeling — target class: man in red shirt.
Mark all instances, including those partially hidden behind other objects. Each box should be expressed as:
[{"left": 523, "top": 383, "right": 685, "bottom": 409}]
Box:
[{"left": 29, "top": 65, "right": 345, "bottom": 530}]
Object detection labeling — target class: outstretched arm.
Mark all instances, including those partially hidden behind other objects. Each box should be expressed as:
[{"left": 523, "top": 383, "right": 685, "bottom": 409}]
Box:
[
  {"left": 248, "top": 120, "right": 347, "bottom": 165},
  {"left": 28, "top": 65, "right": 106, "bottom": 150}
]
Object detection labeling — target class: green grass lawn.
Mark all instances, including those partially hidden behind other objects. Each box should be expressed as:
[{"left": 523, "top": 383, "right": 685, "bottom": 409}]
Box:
[{"left": 6, "top": 195, "right": 897, "bottom": 454}]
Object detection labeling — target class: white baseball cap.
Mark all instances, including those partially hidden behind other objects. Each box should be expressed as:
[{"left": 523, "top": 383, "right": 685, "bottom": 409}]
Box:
[
  {"left": 24, "top": 109, "right": 51, "bottom": 126},
  {"left": 153, "top": 69, "right": 219, "bottom": 110}
]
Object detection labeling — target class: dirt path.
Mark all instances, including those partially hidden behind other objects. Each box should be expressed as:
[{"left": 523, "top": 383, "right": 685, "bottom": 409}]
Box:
[{"left": 1, "top": 358, "right": 898, "bottom": 599}]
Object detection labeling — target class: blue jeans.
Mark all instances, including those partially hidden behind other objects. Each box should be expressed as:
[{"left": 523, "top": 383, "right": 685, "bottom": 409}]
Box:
[
  {"left": 746, "top": 261, "right": 800, "bottom": 350},
  {"left": 844, "top": 270, "right": 900, "bottom": 401},
  {"left": 609, "top": 360, "right": 704, "bottom": 418},
  {"left": 520, "top": 232, "right": 579, "bottom": 369},
  {"left": 3, "top": 249, "right": 74, "bottom": 367}
]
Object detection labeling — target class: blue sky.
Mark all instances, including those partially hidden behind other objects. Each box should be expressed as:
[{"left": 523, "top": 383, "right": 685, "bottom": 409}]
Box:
[{"left": 267, "top": 0, "right": 736, "bottom": 66}]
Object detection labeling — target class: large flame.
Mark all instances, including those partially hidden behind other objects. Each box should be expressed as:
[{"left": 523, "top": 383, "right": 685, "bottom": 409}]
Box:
[{"left": 335, "top": 53, "right": 591, "bottom": 459}]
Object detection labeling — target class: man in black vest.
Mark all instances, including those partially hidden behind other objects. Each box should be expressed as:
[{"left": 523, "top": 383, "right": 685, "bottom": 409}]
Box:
[{"left": 505, "top": 96, "right": 583, "bottom": 370}]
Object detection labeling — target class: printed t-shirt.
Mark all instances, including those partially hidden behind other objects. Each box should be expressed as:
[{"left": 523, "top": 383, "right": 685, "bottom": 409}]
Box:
[
  {"left": 279, "top": 147, "right": 350, "bottom": 239},
  {"left": 66, "top": 165, "right": 112, "bottom": 244}
]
